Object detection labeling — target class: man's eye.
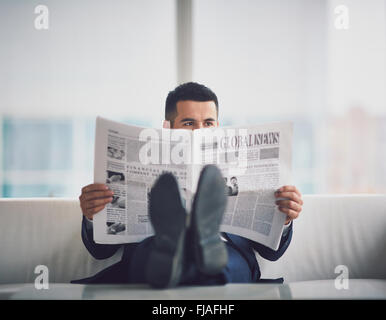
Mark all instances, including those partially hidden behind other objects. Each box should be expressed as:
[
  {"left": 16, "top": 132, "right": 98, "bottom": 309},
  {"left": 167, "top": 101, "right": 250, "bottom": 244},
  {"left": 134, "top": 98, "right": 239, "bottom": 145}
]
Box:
[
  {"left": 205, "top": 122, "right": 214, "bottom": 127},
  {"left": 183, "top": 122, "right": 193, "bottom": 126}
]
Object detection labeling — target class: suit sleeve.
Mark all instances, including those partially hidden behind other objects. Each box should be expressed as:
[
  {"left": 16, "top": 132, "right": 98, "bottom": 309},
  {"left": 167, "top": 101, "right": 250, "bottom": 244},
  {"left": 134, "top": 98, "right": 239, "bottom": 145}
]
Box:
[
  {"left": 249, "top": 221, "right": 293, "bottom": 261},
  {"left": 81, "top": 216, "right": 122, "bottom": 260}
]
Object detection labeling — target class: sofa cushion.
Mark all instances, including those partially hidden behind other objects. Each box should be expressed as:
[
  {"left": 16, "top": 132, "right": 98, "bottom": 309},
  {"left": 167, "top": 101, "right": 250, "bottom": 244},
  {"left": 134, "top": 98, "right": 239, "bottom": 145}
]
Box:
[
  {"left": 257, "top": 194, "right": 386, "bottom": 282},
  {"left": 0, "top": 195, "right": 385, "bottom": 284},
  {"left": 0, "top": 198, "right": 121, "bottom": 284}
]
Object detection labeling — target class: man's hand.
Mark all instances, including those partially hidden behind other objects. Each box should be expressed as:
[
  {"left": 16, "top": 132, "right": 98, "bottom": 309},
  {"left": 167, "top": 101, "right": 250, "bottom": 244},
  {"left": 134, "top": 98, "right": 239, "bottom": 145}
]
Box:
[
  {"left": 79, "top": 184, "right": 114, "bottom": 220},
  {"left": 274, "top": 185, "right": 303, "bottom": 225}
]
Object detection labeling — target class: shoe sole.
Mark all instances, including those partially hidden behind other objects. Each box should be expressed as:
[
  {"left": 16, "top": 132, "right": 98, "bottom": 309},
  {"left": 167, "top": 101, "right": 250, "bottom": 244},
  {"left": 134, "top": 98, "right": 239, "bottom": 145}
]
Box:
[
  {"left": 191, "top": 165, "right": 228, "bottom": 275},
  {"left": 146, "top": 173, "right": 187, "bottom": 288}
]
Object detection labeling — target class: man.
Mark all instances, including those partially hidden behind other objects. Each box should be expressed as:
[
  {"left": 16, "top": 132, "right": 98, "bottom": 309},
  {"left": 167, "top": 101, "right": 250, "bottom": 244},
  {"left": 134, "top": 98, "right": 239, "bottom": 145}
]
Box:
[
  {"left": 74, "top": 82, "right": 303, "bottom": 287},
  {"left": 227, "top": 176, "right": 239, "bottom": 196}
]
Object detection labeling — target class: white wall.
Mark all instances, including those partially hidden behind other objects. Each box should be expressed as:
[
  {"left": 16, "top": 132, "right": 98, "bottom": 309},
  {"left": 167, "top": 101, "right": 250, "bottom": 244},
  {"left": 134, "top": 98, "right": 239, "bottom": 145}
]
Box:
[
  {"left": 1, "top": 0, "right": 385, "bottom": 196},
  {"left": 327, "top": 0, "right": 386, "bottom": 116},
  {"left": 192, "top": 0, "right": 386, "bottom": 122},
  {"left": 0, "top": 0, "right": 177, "bottom": 197},
  {"left": 0, "top": 0, "right": 177, "bottom": 125},
  {"left": 192, "top": 0, "right": 328, "bottom": 124}
]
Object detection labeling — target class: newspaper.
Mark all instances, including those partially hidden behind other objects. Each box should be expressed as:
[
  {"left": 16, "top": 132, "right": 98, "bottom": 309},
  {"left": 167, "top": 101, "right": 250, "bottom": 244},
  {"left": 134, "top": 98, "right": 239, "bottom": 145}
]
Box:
[{"left": 93, "top": 116, "right": 293, "bottom": 250}]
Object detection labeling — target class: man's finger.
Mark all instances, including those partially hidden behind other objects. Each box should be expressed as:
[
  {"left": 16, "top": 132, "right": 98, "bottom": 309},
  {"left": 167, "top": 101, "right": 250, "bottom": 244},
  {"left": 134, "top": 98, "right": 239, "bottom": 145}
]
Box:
[
  {"left": 278, "top": 207, "right": 299, "bottom": 220},
  {"left": 276, "top": 185, "right": 301, "bottom": 197},
  {"left": 275, "top": 191, "right": 303, "bottom": 205},
  {"left": 82, "top": 184, "right": 109, "bottom": 193},
  {"left": 85, "top": 197, "right": 113, "bottom": 209},
  {"left": 276, "top": 200, "right": 302, "bottom": 212},
  {"left": 82, "top": 190, "right": 114, "bottom": 201}
]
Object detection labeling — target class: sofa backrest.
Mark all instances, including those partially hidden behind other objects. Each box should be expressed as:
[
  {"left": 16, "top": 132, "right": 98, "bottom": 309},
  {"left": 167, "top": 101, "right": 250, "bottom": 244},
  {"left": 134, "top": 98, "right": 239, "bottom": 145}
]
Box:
[
  {"left": 0, "top": 198, "right": 121, "bottom": 284},
  {"left": 0, "top": 195, "right": 385, "bottom": 284},
  {"left": 257, "top": 194, "right": 386, "bottom": 282}
]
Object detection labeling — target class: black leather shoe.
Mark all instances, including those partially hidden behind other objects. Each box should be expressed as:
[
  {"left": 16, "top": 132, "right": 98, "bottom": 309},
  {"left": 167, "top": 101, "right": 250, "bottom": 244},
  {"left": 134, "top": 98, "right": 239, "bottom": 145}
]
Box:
[
  {"left": 146, "top": 173, "right": 187, "bottom": 288},
  {"left": 190, "top": 165, "right": 228, "bottom": 275}
]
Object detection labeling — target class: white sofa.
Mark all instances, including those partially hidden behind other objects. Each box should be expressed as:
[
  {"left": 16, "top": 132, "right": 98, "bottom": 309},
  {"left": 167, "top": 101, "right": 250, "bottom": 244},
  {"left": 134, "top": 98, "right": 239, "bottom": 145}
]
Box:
[{"left": 0, "top": 195, "right": 385, "bottom": 299}]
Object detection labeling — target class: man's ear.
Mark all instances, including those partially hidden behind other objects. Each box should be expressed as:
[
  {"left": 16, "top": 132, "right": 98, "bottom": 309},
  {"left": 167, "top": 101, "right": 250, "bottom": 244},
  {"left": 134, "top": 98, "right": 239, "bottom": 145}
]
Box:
[{"left": 163, "top": 120, "right": 171, "bottom": 129}]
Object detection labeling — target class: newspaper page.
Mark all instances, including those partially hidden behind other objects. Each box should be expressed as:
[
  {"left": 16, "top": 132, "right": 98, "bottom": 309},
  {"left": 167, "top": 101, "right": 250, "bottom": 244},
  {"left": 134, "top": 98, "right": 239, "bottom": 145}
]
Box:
[
  {"left": 192, "top": 122, "right": 293, "bottom": 250},
  {"left": 93, "top": 117, "right": 191, "bottom": 244},
  {"left": 93, "top": 117, "right": 292, "bottom": 250}
]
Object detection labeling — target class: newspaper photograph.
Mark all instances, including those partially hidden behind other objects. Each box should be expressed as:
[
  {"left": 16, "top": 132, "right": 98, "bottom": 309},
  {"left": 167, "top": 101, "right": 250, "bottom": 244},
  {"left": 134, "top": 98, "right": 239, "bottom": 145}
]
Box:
[{"left": 93, "top": 116, "right": 292, "bottom": 250}]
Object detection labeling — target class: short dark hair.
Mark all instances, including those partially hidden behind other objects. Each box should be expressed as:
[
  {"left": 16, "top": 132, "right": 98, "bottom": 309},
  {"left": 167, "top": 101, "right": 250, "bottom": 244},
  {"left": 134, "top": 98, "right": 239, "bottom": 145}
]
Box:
[{"left": 165, "top": 82, "right": 219, "bottom": 124}]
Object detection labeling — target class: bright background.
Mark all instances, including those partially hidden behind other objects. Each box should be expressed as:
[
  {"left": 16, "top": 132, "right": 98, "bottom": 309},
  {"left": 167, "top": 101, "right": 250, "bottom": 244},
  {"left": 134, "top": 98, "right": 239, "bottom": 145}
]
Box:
[{"left": 0, "top": 0, "right": 385, "bottom": 197}]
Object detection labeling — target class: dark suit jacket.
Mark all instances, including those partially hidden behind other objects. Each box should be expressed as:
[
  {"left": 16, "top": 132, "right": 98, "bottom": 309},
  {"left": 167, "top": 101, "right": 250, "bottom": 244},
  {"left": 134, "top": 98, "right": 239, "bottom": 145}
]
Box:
[{"left": 72, "top": 216, "right": 293, "bottom": 284}]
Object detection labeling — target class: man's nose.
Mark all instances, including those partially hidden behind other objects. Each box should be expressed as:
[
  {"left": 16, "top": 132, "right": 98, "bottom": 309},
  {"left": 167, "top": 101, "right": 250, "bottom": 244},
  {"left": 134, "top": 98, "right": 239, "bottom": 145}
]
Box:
[{"left": 193, "top": 123, "right": 204, "bottom": 130}]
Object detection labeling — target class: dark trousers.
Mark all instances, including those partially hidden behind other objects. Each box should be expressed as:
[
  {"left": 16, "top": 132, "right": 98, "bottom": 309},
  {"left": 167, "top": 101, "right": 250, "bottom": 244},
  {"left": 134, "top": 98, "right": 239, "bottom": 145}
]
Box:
[{"left": 128, "top": 236, "right": 253, "bottom": 286}]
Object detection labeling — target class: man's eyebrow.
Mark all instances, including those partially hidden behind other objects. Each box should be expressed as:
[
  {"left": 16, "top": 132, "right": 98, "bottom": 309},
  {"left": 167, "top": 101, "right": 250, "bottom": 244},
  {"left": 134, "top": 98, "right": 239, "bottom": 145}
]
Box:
[
  {"left": 180, "top": 118, "right": 196, "bottom": 122},
  {"left": 179, "top": 117, "right": 217, "bottom": 122}
]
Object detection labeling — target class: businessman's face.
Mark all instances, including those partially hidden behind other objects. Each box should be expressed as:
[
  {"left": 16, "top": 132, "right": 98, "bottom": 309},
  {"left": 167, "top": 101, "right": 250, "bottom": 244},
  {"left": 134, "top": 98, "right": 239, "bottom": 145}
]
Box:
[{"left": 171, "top": 100, "right": 219, "bottom": 130}]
